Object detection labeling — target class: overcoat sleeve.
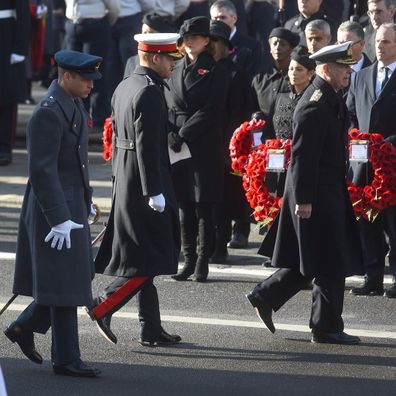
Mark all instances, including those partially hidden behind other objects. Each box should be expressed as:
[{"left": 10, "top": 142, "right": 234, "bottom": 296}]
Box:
[
  {"left": 134, "top": 85, "right": 164, "bottom": 197},
  {"left": 346, "top": 75, "right": 358, "bottom": 130},
  {"left": 290, "top": 102, "right": 327, "bottom": 204},
  {"left": 28, "top": 107, "right": 71, "bottom": 226},
  {"left": 178, "top": 65, "right": 229, "bottom": 143},
  {"left": 14, "top": 0, "right": 30, "bottom": 56}
]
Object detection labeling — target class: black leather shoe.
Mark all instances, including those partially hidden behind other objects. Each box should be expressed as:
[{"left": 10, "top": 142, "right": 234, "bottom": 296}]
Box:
[
  {"left": 53, "top": 359, "right": 100, "bottom": 377},
  {"left": 4, "top": 322, "right": 43, "bottom": 364},
  {"left": 246, "top": 292, "right": 275, "bottom": 333},
  {"left": 171, "top": 264, "right": 195, "bottom": 281},
  {"left": 385, "top": 283, "right": 396, "bottom": 298},
  {"left": 192, "top": 274, "right": 208, "bottom": 282},
  {"left": 351, "top": 280, "right": 383, "bottom": 296},
  {"left": 227, "top": 233, "right": 248, "bottom": 249},
  {"left": 138, "top": 329, "right": 182, "bottom": 347},
  {"left": 311, "top": 331, "right": 361, "bottom": 345}
]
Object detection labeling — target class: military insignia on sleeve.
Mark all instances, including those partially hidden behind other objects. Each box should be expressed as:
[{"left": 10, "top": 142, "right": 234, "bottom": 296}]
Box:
[{"left": 310, "top": 89, "right": 322, "bottom": 102}]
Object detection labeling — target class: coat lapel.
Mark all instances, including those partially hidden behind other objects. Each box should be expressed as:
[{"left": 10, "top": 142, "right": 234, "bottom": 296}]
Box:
[{"left": 184, "top": 52, "right": 214, "bottom": 92}]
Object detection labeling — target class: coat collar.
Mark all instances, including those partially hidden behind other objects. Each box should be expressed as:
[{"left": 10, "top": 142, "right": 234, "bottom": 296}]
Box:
[
  {"left": 48, "top": 80, "right": 76, "bottom": 122},
  {"left": 133, "top": 66, "right": 170, "bottom": 90},
  {"left": 183, "top": 51, "right": 215, "bottom": 91}
]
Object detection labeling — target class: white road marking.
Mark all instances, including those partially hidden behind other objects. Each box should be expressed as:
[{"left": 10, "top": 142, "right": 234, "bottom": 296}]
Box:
[{"left": 2, "top": 303, "right": 395, "bottom": 340}]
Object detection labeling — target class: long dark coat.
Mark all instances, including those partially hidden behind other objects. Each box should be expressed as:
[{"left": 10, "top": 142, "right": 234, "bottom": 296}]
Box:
[
  {"left": 95, "top": 67, "right": 181, "bottom": 277},
  {"left": 165, "top": 51, "right": 229, "bottom": 203},
  {"left": 13, "top": 81, "right": 94, "bottom": 306},
  {"left": 0, "top": 0, "right": 30, "bottom": 106},
  {"left": 260, "top": 76, "right": 363, "bottom": 278}
]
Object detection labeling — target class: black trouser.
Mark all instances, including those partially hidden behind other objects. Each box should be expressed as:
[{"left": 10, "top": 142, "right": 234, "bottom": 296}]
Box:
[
  {"left": 14, "top": 302, "right": 80, "bottom": 365},
  {"left": 97, "top": 277, "right": 162, "bottom": 340},
  {"left": 252, "top": 268, "right": 345, "bottom": 333},
  {"left": 383, "top": 205, "right": 396, "bottom": 282},
  {"left": 179, "top": 201, "right": 215, "bottom": 273},
  {"left": 0, "top": 104, "right": 17, "bottom": 154}
]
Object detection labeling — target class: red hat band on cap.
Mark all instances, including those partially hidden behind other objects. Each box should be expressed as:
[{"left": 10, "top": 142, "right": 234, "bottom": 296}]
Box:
[{"left": 138, "top": 43, "right": 178, "bottom": 52}]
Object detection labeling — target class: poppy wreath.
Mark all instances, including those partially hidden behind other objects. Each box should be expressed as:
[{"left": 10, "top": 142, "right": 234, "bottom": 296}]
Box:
[
  {"left": 229, "top": 118, "right": 266, "bottom": 175},
  {"left": 102, "top": 116, "right": 113, "bottom": 161},
  {"left": 347, "top": 128, "right": 396, "bottom": 221},
  {"left": 242, "top": 139, "right": 292, "bottom": 226}
]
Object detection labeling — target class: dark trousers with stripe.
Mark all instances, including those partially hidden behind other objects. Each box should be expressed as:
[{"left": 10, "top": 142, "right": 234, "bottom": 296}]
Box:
[
  {"left": 253, "top": 268, "right": 345, "bottom": 333},
  {"left": 92, "top": 276, "right": 162, "bottom": 339},
  {"left": 14, "top": 302, "right": 80, "bottom": 365}
]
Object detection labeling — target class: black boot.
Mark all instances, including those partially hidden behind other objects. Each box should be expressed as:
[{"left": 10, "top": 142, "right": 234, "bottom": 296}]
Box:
[
  {"left": 193, "top": 258, "right": 209, "bottom": 282},
  {"left": 171, "top": 261, "right": 196, "bottom": 281}
]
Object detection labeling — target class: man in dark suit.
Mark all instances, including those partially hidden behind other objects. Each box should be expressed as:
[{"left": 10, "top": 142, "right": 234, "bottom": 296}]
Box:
[
  {"left": 0, "top": 0, "right": 30, "bottom": 165},
  {"left": 246, "top": 42, "right": 364, "bottom": 344},
  {"left": 210, "top": 0, "right": 264, "bottom": 80},
  {"left": 285, "top": 0, "right": 337, "bottom": 45},
  {"left": 347, "top": 22, "right": 396, "bottom": 298},
  {"left": 86, "top": 33, "right": 182, "bottom": 345},
  {"left": 364, "top": 0, "right": 396, "bottom": 61},
  {"left": 4, "top": 50, "right": 102, "bottom": 377}
]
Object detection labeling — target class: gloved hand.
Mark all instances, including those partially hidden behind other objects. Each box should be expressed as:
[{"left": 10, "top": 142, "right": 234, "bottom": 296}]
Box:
[
  {"left": 90, "top": 204, "right": 97, "bottom": 218},
  {"left": 168, "top": 132, "right": 184, "bottom": 153},
  {"left": 10, "top": 53, "right": 25, "bottom": 64},
  {"left": 36, "top": 4, "right": 48, "bottom": 18},
  {"left": 44, "top": 220, "right": 84, "bottom": 250},
  {"left": 148, "top": 194, "right": 165, "bottom": 213}
]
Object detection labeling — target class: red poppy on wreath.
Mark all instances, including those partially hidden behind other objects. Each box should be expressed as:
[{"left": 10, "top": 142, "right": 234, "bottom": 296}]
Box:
[
  {"left": 347, "top": 128, "right": 396, "bottom": 221},
  {"left": 197, "top": 68, "right": 209, "bottom": 76},
  {"left": 229, "top": 118, "right": 266, "bottom": 175},
  {"left": 102, "top": 116, "right": 113, "bottom": 161}
]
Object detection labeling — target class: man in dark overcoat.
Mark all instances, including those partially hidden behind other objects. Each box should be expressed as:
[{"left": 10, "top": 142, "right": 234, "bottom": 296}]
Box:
[
  {"left": 347, "top": 22, "right": 396, "bottom": 298},
  {"left": 87, "top": 33, "right": 182, "bottom": 346},
  {"left": 4, "top": 50, "right": 102, "bottom": 377},
  {"left": 246, "top": 42, "right": 364, "bottom": 345},
  {"left": 0, "top": 0, "right": 30, "bottom": 165}
]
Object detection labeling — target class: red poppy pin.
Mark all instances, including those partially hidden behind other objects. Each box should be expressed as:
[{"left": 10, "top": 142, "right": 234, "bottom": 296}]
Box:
[
  {"left": 87, "top": 118, "right": 93, "bottom": 128},
  {"left": 197, "top": 68, "right": 209, "bottom": 76}
]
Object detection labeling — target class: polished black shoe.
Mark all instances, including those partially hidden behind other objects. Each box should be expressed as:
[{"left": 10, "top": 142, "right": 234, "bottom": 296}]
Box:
[
  {"left": 385, "top": 283, "right": 396, "bottom": 298},
  {"left": 261, "top": 257, "right": 272, "bottom": 267},
  {"left": 53, "top": 359, "right": 101, "bottom": 377},
  {"left": 4, "top": 322, "right": 43, "bottom": 364},
  {"left": 227, "top": 233, "right": 248, "bottom": 249},
  {"left": 351, "top": 280, "right": 384, "bottom": 296},
  {"left": 246, "top": 292, "right": 275, "bottom": 333},
  {"left": 171, "top": 264, "right": 195, "bottom": 281},
  {"left": 311, "top": 331, "right": 361, "bottom": 345},
  {"left": 138, "top": 329, "right": 182, "bottom": 347},
  {"left": 0, "top": 152, "right": 12, "bottom": 166}
]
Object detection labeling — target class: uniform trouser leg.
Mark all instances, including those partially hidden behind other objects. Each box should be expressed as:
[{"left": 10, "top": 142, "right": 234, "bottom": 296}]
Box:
[
  {"left": 383, "top": 205, "right": 396, "bottom": 282},
  {"left": 214, "top": 203, "right": 232, "bottom": 252},
  {"left": 310, "top": 275, "right": 345, "bottom": 333},
  {"left": 15, "top": 301, "right": 80, "bottom": 365},
  {"left": 137, "top": 279, "right": 162, "bottom": 339},
  {"left": 252, "top": 268, "right": 312, "bottom": 311},
  {"left": 179, "top": 202, "right": 199, "bottom": 267},
  {"left": 358, "top": 217, "right": 387, "bottom": 284},
  {"left": 0, "top": 104, "right": 17, "bottom": 154},
  {"left": 91, "top": 275, "right": 151, "bottom": 320}
]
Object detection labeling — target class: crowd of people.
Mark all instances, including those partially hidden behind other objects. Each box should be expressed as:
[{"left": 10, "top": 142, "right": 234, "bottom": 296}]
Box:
[{"left": 2, "top": 0, "right": 396, "bottom": 378}]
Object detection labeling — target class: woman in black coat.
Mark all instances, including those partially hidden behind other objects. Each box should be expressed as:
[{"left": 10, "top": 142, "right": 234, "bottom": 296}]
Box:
[{"left": 166, "top": 16, "right": 228, "bottom": 282}]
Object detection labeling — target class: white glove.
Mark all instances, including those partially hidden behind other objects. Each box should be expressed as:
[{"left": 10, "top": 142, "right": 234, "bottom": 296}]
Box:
[
  {"left": 36, "top": 4, "right": 48, "bottom": 18},
  {"left": 90, "top": 204, "right": 97, "bottom": 218},
  {"left": 148, "top": 194, "right": 165, "bottom": 213},
  {"left": 44, "top": 220, "right": 84, "bottom": 250},
  {"left": 10, "top": 53, "right": 25, "bottom": 64}
]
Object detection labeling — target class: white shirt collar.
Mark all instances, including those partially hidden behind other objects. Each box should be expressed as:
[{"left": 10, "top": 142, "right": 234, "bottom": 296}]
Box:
[
  {"left": 377, "top": 59, "right": 396, "bottom": 73},
  {"left": 352, "top": 56, "right": 364, "bottom": 73},
  {"left": 230, "top": 26, "right": 237, "bottom": 40}
]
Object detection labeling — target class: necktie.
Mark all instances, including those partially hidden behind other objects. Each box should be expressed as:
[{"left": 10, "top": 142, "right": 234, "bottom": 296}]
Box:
[{"left": 381, "top": 67, "right": 390, "bottom": 91}]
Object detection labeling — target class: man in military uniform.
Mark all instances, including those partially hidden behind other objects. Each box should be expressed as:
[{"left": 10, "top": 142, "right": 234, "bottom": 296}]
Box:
[
  {"left": 86, "top": 33, "right": 182, "bottom": 347},
  {"left": 4, "top": 50, "right": 102, "bottom": 376},
  {"left": 246, "top": 42, "right": 364, "bottom": 345}
]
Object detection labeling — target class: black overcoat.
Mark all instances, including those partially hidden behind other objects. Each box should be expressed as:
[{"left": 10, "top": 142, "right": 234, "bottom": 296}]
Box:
[
  {"left": 165, "top": 52, "right": 229, "bottom": 203},
  {"left": 260, "top": 76, "right": 363, "bottom": 278},
  {"left": 0, "top": 0, "right": 30, "bottom": 106},
  {"left": 95, "top": 67, "right": 181, "bottom": 277},
  {"left": 13, "top": 81, "right": 94, "bottom": 306}
]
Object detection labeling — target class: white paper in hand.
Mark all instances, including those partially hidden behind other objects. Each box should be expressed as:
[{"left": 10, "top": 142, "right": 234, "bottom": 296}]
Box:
[
  {"left": 0, "top": 366, "right": 8, "bottom": 396},
  {"left": 168, "top": 142, "right": 192, "bottom": 165}
]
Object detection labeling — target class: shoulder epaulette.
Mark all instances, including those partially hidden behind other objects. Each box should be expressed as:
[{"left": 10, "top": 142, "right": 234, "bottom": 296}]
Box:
[
  {"left": 310, "top": 89, "right": 322, "bottom": 102},
  {"left": 40, "top": 95, "right": 56, "bottom": 108}
]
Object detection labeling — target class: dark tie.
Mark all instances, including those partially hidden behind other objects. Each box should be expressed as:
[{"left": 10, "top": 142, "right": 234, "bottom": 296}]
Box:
[{"left": 381, "top": 67, "right": 390, "bottom": 91}]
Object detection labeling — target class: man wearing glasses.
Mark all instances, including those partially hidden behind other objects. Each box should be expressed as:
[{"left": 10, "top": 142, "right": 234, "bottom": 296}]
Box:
[{"left": 364, "top": 0, "right": 396, "bottom": 61}]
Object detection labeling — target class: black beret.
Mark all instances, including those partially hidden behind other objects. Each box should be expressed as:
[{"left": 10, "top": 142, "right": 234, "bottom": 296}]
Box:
[
  {"left": 179, "top": 16, "right": 210, "bottom": 38},
  {"left": 142, "top": 13, "right": 175, "bottom": 33},
  {"left": 210, "top": 20, "right": 232, "bottom": 49},
  {"left": 269, "top": 27, "right": 300, "bottom": 48},
  {"left": 54, "top": 50, "right": 102, "bottom": 80},
  {"left": 290, "top": 45, "right": 316, "bottom": 70}
]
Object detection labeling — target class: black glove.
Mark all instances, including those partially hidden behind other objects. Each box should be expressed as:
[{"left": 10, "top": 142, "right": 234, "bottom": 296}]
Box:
[{"left": 168, "top": 132, "right": 184, "bottom": 153}]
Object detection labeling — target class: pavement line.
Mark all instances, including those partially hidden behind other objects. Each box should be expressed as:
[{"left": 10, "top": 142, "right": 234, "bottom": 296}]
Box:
[{"left": 2, "top": 303, "right": 395, "bottom": 340}]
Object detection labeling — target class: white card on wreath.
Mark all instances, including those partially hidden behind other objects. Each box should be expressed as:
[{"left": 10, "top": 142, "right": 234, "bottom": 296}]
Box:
[
  {"left": 350, "top": 141, "right": 369, "bottom": 162},
  {"left": 252, "top": 131, "right": 263, "bottom": 147},
  {"left": 266, "top": 150, "right": 286, "bottom": 172}
]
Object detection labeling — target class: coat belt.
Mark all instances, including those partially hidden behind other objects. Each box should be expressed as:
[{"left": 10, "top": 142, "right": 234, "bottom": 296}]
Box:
[
  {"left": 0, "top": 9, "right": 16, "bottom": 19},
  {"left": 115, "top": 137, "right": 135, "bottom": 150}
]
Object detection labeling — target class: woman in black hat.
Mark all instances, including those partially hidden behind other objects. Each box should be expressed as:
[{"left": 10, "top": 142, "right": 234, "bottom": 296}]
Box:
[
  {"left": 166, "top": 16, "right": 229, "bottom": 282},
  {"left": 208, "top": 19, "right": 252, "bottom": 263}
]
